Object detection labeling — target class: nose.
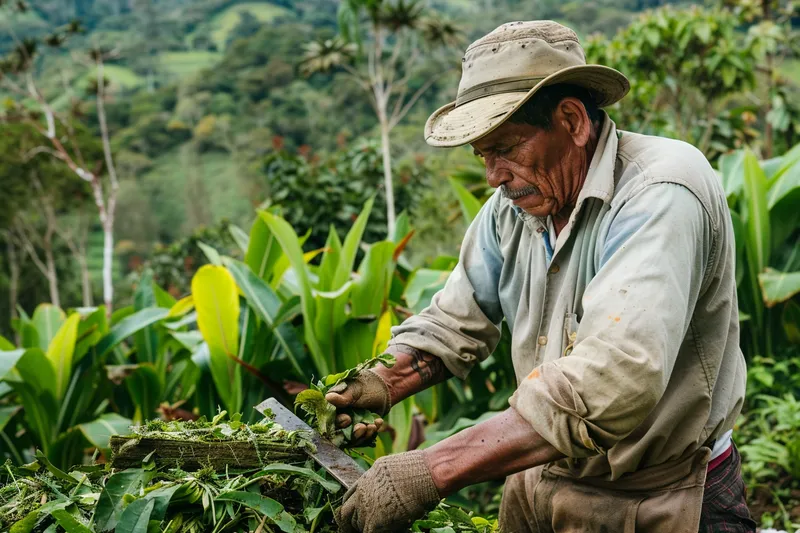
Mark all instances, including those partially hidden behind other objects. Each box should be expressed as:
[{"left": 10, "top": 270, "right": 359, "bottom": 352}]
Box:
[{"left": 485, "top": 159, "right": 512, "bottom": 189}]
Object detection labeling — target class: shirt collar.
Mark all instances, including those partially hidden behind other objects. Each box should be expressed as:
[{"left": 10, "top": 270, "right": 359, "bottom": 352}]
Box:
[{"left": 577, "top": 110, "right": 618, "bottom": 206}]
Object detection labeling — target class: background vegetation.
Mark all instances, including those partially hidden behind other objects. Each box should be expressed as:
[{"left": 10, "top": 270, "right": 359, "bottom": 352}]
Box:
[{"left": 0, "top": 0, "right": 799, "bottom": 529}]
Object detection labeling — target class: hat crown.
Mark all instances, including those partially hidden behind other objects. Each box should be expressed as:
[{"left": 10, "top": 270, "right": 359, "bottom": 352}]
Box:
[{"left": 457, "top": 21, "right": 586, "bottom": 106}]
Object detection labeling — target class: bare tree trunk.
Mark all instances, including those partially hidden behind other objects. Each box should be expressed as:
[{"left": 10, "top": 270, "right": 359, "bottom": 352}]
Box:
[
  {"left": 78, "top": 223, "right": 93, "bottom": 307},
  {"left": 4, "top": 234, "right": 21, "bottom": 345},
  {"left": 43, "top": 217, "right": 60, "bottom": 309},
  {"left": 379, "top": 117, "right": 396, "bottom": 237},
  {"left": 14, "top": 216, "right": 60, "bottom": 307}
]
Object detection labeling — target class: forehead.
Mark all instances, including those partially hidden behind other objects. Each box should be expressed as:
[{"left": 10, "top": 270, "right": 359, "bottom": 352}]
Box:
[{"left": 470, "top": 120, "right": 540, "bottom": 151}]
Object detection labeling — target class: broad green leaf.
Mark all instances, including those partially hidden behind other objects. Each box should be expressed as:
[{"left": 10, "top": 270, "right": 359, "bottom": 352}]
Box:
[
  {"left": 783, "top": 300, "right": 800, "bottom": 344},
  {"left": 388, "top": 396, "right": 414, "bottom": 453},
  {"left": 170, "top": 331, "right": 204, "bottom": 351},
  {"left": 317, "top": 226, "right": 342, "bottom": 293},
  {"left": 96, "top": 308, "right": 168, "bottom": 359},
  {"left": 142, "top": 484, "right": 182, "bottom": 522},
  {"left": 223, "top": 258, "right": 311, "bottom": 378},
  {"left": 393, "top": 210, "right": 411, "bottom": 243},
  {"left": 35, "top": 449, "right": 77, "bottom": 485},
  {"left": 6, "top": 348, "right": 58, "bottom": 453},
  {"left": 335, "top": 320, "right": 377, "bottom": 370},
  {"left": 125, "top": 364, "right": 163, "bottom": 423},
  {"left": 15, "top": 347, "right": 57, "bottom": 403},
  {"left": 152, "top": 282, "right": 177, "bottom": 309},
  {"left": 256, "top": 464, "right": 340, "bottom": 493},
  {"left": 215, "top": 491, "right": 300, "bottom": 533},
  {"left": 32, "top": 304, "right": 66, "bottom": 351},
  {"left": 717, "top": 150, "right": 744, "bottom": 199},
  {"left": 404, "top": 269, "right": 451, "bottom": 312},
  {"left": 0, "top": 348, "right": 25, "bottom": 380},
  {"left": 74, "top": 307, "right": 108, "bottom": 364},
  {"left": 166, "top": 295, "right": 195, "bottom": 318},
  {"left": 259, "top": 210, "right": 327, "bottom": 376},
  {"left": 229, "top": 224, "right": 251, "bottom": 253},
  {"left": 197, "top": 241, "right": 222, "bottom": 265},
  {"left": 449, "top": 178, "right": 483, "bottom": 225},
  {"left": 0, "top": 334, "right": 14, "bottom": 350},
  {"left": 758, "top": 268, "right": 800, "bottom": 307},
  {"left": 78, "top": 413, "right": 132, "bottom": 452},
  {"left": 333, "top": 196, "right": 374, "bottom": 289},
  {"left": 46, "top": 313, "right": 80, "bottom": 400},
  {"left": 191, "top": 265, "right": 241, "bottom": 414},
  {"left": 0, "top": 405, "right": 20, "bottom": 432},
  {"left": 20, "top": 321, "right": 39, "bottom": 349},
  {"left": 766, "top": 142, "right": 800, "bottom": 207},
  {"left": 351, "top": 241, "right": 395, "bottom": 317},
  {"left": 49, "top": 504, "right": 93, "bottom": 533},
  {"left": 116, "top": 498, "right": 154, "bottom": 533},
  {"left": 742, "top": 150, "right": 771, "bottom": 272},
  {"left": 134, "top": 272, "right": 159, "bottom": 365},
  {"left": 372, "top": 310, "right": 396, "bottom": 358},
  {"left": 94, "top": 468, "right": 150, "bottom": 531},
  {"left": 246, "top": 212, "right": 283, "bottom": 280}
]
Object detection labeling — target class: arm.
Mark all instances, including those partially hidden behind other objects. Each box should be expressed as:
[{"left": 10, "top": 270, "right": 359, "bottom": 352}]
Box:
[{"left": 423, "top": 407, "right": 563, "bottom": 496}]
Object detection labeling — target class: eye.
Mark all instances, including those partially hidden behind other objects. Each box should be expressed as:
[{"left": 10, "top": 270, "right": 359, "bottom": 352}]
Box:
[
  {"left": 473, "top": 149, "right": 484, "bottom": 159},
  {"left": 497, "top": 147, "right": 512, "bottom": 156}
]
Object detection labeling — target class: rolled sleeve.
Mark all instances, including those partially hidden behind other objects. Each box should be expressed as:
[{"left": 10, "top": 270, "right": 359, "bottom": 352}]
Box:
[
  {"left": 510, "top": 183, "right": 714, "bottom": 458},
  {"left": 389, "top": 192, "right": 504, "bottom": 379}
]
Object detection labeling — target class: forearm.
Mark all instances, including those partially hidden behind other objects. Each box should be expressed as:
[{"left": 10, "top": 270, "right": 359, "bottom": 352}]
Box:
[
  {"left": 375, "top": 344, "right": 452, "bottom": 406},
  {"left": 421, "top": 407, "right": 564, "bottom": 497}
]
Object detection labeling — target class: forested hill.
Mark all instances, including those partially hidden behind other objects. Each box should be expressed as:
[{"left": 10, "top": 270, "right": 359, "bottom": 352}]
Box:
[{"left": 0, "top": 0, "right": 743, "bottom": 309}]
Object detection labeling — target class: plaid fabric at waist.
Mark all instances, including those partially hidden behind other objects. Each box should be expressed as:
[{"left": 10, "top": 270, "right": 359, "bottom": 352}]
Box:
[{"left": 699, "top": 444, "right": 757, "bottom": 533}]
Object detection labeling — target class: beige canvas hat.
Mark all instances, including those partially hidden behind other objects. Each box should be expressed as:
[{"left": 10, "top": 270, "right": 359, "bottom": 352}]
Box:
[{"left": 425, "top": 20, "right": 630, "bottom": 147}]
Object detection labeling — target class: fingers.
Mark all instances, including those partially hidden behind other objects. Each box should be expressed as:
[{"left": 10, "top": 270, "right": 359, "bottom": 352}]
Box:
[{"left": 336, "top": 413, "right": 353, "bottom": 428}]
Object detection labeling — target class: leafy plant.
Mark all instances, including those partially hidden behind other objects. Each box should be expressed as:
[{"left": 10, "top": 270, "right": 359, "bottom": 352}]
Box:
[{"left": 295, "top": 353, "right": 395, "bottom": 446}]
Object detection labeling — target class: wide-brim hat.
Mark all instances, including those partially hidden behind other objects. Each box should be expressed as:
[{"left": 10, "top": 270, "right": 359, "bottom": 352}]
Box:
[{"left": 425, "top": 20, "right": 630, "bottom": 148}]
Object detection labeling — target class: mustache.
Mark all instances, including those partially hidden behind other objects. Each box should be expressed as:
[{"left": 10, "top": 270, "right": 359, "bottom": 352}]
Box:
[{"left": 500, "top": 184, "right": 540, "bottom": 200}]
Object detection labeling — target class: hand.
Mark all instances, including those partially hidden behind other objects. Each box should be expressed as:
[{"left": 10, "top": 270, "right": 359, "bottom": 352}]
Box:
[
  {"left": 336, "top": 450, "right": 440, "bottom": 533},
  {"left": 325, "top": 370, "right": 390, "bottom": 442}
]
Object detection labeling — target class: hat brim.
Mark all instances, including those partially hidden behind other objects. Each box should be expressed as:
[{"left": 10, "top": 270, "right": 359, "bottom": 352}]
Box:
[{"left": 425, "top": 64, "right": 630, "bottom": 148}]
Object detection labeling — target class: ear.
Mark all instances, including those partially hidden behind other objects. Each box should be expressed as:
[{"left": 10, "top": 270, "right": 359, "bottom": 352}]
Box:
[{"left": 554, "top": 97, "right": 592, "bottom": 147}]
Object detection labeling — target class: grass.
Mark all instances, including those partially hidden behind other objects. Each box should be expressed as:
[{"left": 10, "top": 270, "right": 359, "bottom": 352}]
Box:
[
  {"left": 159, "top": 51, "right": 223, "bottom": 77},
  {"left": 198, "top": 2, "right": 292, "bottom": 51}
]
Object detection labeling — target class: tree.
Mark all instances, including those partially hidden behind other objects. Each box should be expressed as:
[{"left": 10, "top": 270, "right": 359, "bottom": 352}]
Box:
[
  {"left": 300, "top": 0, "right": 460, "bottom": 237},
  {"left": 0, "top": 2, "right": 121, "bottom": 313}
]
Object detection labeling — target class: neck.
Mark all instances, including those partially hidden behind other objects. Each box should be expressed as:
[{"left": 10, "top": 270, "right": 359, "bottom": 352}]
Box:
[{"left": 553, "top": 125, "right": 600, "bottom": 236}]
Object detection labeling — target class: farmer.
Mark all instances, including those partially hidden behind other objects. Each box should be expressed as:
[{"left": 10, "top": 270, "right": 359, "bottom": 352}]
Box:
[{"left": 328, "top": 21, "right": 754, "bottom": 533}]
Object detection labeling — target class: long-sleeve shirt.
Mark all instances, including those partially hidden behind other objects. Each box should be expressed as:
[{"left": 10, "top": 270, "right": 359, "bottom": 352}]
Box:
[{"left": 389, "top": 113, "right": 746, "bottom": 480}]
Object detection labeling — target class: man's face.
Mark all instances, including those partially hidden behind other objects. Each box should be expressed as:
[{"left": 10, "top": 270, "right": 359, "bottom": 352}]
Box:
[{"left": 470, "top": 99, "right": 591, "bottom": 218}]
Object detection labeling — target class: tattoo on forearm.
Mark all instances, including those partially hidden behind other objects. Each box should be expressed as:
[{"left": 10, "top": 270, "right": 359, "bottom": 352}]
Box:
[{"left": 404, "top": 346, "right": 446, "bottom": 385}]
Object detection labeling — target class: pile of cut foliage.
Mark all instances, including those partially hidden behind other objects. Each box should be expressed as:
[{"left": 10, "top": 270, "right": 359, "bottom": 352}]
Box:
[{"left": 0, "top": 412, "right": 498, "bottom": 532}]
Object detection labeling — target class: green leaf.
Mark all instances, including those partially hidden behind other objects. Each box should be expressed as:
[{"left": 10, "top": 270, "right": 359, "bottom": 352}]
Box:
[
  {"left": 152, "top": 282, "right": 177, "bottom": 309},
  {"left": 333, "top": 196, "right": 374, "bottom": 290},
  {"left": 215, "top": 491, "right": 300, "bottom": 533},
  {"left": 393, "top": 211, "right": 411, "bottom": 243},
  {"left": 125, "top": 364, "right": 163, "bottom": 422},
  {"left": 7, "top": 349, "right": 58, "bottom": 453},
  {"left": 74, "top": 307, "right": 108, "bottom": 364},
  {"left": 0, "top": 405, "right": 20, "bottom": 432},
  {"left": 246, "top": 213, "right": 284, "bottom": 280},
  {"left": 94, "top": 468, "right": 150, "bottom": 531},
  {"left": 256, "top": 464, "right": 340, "bottom": 493},
  {"left": 191, "top": 265, "right": 241, "bottom": 414},
  {"left": 197, "top": 241, "right": 222, "bottom": 265},
  {"left": 295, "top": 389, "right": 337, "bottom": 438},
  {"left": 223, "top": 258, "right": 311, "bottom": 378},
  {"left": 316, "top": 226, "right": 342, "bottom": 293},
  {"left": 403, "top": 269, "right": 451, "bottom": 313},
  {"left": 32, "top": 304, "right": 66, "bottom": 351},
  {"left": 449, "top": 178, "right": 483, "bottom": 225},
  {"left": 351, "top": 241, "right": 395, "bottom": 317},
  {"left": 45, "top": 313, "right": 80, "bottom": 400},
  {"left": 259, "top": 210, "right": 327, "bottom": 376},
  {"left": 717, "top": 149, "right": 744, "bottom": 199},
  {"left": 758, "top": 268, "right": 800, "bottom": 307},
  {"left": 49, "top": 505, "right": 92, "bottom": 533},
  {"left": 96, "top": 308, "right": 169, "bottom": 359},
  {"left": 116, "top": 498, "right": 154, "bottom": 533},
  {"left": 134, "top": 272, "right": 159, "bottom": 365},
  {"left": 0, "top": 334, "right": 14, "bottom": 351},
  {"left": 783, "top": 300, "right": 800, "bottom": 344},
  {"left": 387, "top": 396, "right": 414, "bottom": 453},
  {"left": 78, "top": 413, "right": 132, "bottom": 452},
  {"left": 229, "top": 224, "right": 251, "bottom": 253}
]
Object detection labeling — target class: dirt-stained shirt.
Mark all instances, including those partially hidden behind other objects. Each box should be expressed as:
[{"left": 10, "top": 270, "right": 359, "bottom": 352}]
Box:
[{"left": 389, "top": 113, "right": 747, "bottom": 480}]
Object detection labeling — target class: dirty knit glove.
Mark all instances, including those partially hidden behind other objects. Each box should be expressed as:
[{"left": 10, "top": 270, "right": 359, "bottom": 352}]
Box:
[
  {"left": 336, "top": 450, "right": 441, "bottom": 533},
  {"left": 326, "top": 369, "right": 391, "bottom": 415}
]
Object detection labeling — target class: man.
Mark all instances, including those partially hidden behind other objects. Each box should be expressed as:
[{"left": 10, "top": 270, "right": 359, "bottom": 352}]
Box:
[{"left": 329, "top": 21, "right": 755, "bottom": 533}]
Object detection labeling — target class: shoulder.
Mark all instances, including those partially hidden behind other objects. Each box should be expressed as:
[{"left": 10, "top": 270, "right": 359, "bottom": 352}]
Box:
[{"left": 614, "top": 131, "right": 725, "bottom": 229}]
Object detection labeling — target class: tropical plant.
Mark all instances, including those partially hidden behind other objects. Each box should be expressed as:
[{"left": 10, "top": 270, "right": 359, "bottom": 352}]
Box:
[
  {"left": 717, "top": 142, "right": 800, "bottom": 358},
  {"left": 300, "top": 0, "right": 461, "bottom": 236}
]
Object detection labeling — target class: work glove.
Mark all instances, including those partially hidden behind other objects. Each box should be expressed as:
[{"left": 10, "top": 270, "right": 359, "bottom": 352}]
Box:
[
  {"left": 336, "top": 450, "right": 441, "bottom": 533},
  {"left": 325, "top": 369, "right": 390, "bottom": 443}
]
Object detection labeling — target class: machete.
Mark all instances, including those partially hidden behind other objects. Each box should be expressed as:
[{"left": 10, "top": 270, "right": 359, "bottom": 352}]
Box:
[{"left": 255, "top": 397, "right": 365, "bottom": 490}]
